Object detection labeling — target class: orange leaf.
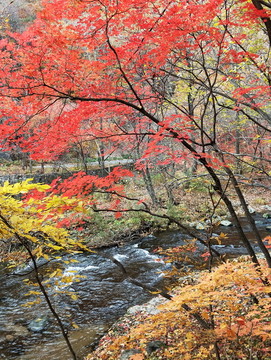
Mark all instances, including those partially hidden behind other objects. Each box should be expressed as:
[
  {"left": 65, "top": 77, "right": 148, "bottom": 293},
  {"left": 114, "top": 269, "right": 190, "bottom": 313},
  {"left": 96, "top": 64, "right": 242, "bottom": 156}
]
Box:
[{"left": 129, "top": 354, "right": 144, "bottom": 360}]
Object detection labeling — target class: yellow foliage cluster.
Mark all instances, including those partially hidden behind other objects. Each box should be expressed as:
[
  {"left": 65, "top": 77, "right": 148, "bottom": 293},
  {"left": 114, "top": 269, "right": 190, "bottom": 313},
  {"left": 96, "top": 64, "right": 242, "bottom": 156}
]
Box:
[
  {"left": 0, "top": 179, "right": 89, "bottom": 263},
  {"left": 86, "top": 259, "right": 271, "bottom": 360}
]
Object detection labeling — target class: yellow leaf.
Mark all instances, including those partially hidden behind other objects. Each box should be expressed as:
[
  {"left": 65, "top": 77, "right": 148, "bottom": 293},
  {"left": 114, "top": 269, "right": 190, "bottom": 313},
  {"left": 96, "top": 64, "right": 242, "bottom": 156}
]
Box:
[{"left": 48, "top": 244, "right": 63, "bottom": 250}]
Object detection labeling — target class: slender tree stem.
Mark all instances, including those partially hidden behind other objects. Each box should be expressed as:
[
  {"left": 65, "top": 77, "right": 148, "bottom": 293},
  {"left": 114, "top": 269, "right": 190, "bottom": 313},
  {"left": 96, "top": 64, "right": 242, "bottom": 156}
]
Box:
[{"left": 0, "top": 213, "right": 77, "bottom": 360}]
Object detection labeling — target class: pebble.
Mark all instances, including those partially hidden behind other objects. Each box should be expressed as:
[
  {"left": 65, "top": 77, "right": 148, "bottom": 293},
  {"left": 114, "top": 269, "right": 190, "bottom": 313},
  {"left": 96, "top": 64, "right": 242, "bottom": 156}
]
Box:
[{"left": 220, "top": 220, "right": 233, "bottom": 227}]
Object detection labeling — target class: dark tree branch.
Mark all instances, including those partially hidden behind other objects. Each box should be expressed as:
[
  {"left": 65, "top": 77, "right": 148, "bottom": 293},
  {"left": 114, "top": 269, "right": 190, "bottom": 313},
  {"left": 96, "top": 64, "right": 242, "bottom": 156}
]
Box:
[
  {"left": 99, "top": 252, "right": 213, "bottom": 330},
  {"left": 92, "top": 204, "right": 224, "bottom": 260},
  {"left": 251, "top": 0, "right": 271, "bottom": 45},
  {"left": 0, "top": 213, "right": 78, "bottom": 360}
]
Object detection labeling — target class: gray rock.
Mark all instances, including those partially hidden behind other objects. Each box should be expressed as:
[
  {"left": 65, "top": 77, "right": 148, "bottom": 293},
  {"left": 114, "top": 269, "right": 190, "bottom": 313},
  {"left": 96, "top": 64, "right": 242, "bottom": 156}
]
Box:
[
  {"left": 205, "top": 216, "right": 221, "bottom": 226},
  {"left": 127, "top": 297, "right": 166, "bottom": 316},
  {"left": 119, "top": 349, "right": 143, "bottom": 360},
  {"left": 146, "top": 340, "right": 166, "bottom": 354},
  {"left": 248, "top": 206, "right": 256, "bottom": 214},
  {"left": 266, "top": 226, "right": 271, "bottom": 231},
  {"left": 142, "top": 234, "right": 156, "bottom": 241},
  {"left": 139, "top": 234, "right": 157, "bottom": 247},
  {"left": 195, "top": 222, "right": 205, "bottom": 230},
  {"left": 28, "top": 315, "right": 49, "bottom": 332},
  {"left": 220, "top": 220, "right": 233, "bottom": 227}
]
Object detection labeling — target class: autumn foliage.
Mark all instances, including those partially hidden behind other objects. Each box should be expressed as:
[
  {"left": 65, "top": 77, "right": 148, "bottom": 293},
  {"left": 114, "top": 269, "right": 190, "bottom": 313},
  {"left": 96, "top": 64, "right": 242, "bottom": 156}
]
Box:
[
  {"left": 0, "top": 0, "right": 270, "bottom": 170},
  {"left": 0, "top": 0, "right": 271, "bottom": 359},
  {"left": 86, "top": 258, "right": 271, "bottom": 360},
  {"left": 0, "top": 179, "right": 89, "bottom": 263}
]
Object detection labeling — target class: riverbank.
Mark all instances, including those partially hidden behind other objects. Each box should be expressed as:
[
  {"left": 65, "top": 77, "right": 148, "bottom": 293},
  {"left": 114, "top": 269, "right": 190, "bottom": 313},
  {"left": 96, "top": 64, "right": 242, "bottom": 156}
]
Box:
[
  {"left": 1, "top": 204, "right": 270, "bottom": 359},
  {"left": 84, "top": 255, "right": 271, "bottom": 360},
  {"left": 82, "top": 186, "right": 271, "bottom": 360},
  {"left": 1, "top": 171, "right": 270, "bottom": 359},
  {"left": 1, "top": 180, "right": 270, "bottom": 263},
  {"left": 1, "top": 160, "right": 270, "bottom": 252},
  {"left": 75, "top": 185, "right": 271, "bottom": 249}
]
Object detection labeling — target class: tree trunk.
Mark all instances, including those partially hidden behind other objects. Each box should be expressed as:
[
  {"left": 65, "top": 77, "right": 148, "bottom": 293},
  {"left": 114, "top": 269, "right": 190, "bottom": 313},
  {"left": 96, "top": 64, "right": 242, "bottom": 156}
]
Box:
[
  {"left": 142, "top": 165, "right": 159, "bottom": 206},
  {"left": 235, "top": 114, "right": 242, "bottom": 175},
  {"left": 225, "top": 166, "right": 271, "bottom": 267}
]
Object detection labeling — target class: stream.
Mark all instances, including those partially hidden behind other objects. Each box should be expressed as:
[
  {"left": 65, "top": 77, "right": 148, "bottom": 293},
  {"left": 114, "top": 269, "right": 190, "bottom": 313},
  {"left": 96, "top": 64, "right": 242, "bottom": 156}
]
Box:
[{"left": 0, "top": 213, "right": 271, "bottom": 360}]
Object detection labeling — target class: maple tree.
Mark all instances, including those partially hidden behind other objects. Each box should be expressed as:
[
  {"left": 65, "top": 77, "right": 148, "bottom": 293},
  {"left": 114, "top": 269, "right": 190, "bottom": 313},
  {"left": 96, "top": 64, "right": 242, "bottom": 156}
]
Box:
[
  {"left": 2, "top": 0, "right": 270, "bottom": 262},
  {"left": 0, "top": 0, "right": 271, "bottom": 358}
]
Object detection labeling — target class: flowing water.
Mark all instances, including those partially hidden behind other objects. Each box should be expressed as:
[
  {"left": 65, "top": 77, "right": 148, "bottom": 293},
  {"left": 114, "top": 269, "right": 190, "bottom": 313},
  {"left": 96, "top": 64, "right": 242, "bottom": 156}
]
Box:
[
  {"left": 0, "top": 214, "right": 270, "bottom": 360},
  {"left": 0, "top": 244, "right": 168, "bottom": 360}
]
